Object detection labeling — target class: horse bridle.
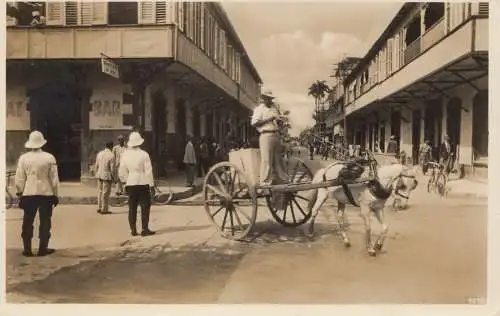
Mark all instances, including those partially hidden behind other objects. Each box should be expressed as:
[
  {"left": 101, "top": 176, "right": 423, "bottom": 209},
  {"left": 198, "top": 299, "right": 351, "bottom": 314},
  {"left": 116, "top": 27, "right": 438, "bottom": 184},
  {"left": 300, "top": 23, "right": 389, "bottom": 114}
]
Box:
[{"left": 364, "top": 150, "right": 415, "bottom": 200}]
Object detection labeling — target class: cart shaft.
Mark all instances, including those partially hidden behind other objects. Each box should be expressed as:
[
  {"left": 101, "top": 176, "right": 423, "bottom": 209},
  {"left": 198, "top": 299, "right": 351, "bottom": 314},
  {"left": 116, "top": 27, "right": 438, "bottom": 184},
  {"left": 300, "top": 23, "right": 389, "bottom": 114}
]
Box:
[{"left": 267, "top": 177, "right": 372, "bottom": 193}]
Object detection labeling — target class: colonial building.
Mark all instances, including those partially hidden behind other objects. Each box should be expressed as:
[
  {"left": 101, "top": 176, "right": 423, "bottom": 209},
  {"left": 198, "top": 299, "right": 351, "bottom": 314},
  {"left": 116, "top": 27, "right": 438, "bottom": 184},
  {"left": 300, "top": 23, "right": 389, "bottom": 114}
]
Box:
[
  {"left": 343, "top": 2, "right": 488, "bottom": 176},
  {"left": 323, "top": 82, "right": 345, "bottom": 144},
  {"left": 6, "top": 1, "right": 262, "bottom": 181}
]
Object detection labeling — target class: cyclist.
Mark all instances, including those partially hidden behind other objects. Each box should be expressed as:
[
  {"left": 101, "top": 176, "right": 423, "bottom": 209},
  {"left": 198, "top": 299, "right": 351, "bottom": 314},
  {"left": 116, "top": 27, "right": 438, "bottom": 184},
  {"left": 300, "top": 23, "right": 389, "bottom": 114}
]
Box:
[{"left": 439, "top": 135, "right": 453, "bottom": 175}]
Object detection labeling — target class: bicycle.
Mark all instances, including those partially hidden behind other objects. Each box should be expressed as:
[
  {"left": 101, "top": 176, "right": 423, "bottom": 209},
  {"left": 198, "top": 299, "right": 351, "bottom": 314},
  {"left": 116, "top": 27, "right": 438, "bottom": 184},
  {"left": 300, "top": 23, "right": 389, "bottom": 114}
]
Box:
[
  {"left": 5, "top": 171, "right": 15, "bottom": 209},
  {"left": 109, "top": 183, "right": 174, "bottom": 207},
  {"left": 426, "top": 161, "right": 447, "bottom": 197}
]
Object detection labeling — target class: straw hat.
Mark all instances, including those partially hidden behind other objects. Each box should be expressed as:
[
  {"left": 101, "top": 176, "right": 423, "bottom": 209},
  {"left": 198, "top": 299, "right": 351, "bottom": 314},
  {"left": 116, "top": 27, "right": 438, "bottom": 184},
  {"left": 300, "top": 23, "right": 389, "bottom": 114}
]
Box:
[
  {"left": 127, "top": 132, "right": 144, "bottom": 148},
  {"left": 25, "top": 131, "right": 47, "bottom": 149}
]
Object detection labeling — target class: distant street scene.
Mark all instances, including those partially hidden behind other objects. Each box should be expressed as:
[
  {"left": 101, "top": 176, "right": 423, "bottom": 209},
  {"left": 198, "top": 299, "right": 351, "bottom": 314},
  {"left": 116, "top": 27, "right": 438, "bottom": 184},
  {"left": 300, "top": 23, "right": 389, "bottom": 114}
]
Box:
[{"left": 4, "top": 1, "right": 488, "bottom": 306}]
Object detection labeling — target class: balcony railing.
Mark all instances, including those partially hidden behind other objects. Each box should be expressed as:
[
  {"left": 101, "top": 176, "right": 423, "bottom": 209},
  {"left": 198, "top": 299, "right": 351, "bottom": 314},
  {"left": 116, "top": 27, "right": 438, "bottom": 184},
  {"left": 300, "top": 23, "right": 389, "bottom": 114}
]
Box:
[
  {"left": 404, "top": 37, "right": 421, "bottom": 65},
  {"left": 422, "top": 17, "right": 445, "bottom": 52}
]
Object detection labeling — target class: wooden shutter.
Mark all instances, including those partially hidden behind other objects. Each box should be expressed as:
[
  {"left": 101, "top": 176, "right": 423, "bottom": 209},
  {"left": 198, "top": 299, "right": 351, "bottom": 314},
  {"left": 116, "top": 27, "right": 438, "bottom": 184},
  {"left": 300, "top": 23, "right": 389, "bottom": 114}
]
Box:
[
  {"left": 92, "top": 2, "right": 107, "bottom": 25},
  {"left": 200, "top": 4, "right": 205, "bottom": 50},
  {"left": 177, "top": 1, "right": 184, "bottom": 31},
  {"left": 479, "top": 2, "right": 488, "bottom": 15},
  {"left": 65, "top": 1, "right": 78, "bottom": 25},
  {"left": 220, "top": 29, "right": 226, "bottom": 67},
  {"left": 79, "top": 1, "right": 93, "bottom": 25},
  {"left": 155, "top": 1, "right": 167, "bottom": 24},
  {"left": 46, "top": 2, "right": 66, "bottom": 25},
  {"left": 214, "top": 23, "right": 219, "bottom": 61},
  {"left": 139, "top": 1, "right": 155, "bottom": 24}
]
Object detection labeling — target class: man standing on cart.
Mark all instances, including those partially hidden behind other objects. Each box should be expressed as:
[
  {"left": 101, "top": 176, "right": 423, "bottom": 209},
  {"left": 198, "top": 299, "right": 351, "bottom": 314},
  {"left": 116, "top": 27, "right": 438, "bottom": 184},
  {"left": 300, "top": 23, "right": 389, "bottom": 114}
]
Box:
[{"left": 251, "top": 90, "right": 289, "bottom": 193}]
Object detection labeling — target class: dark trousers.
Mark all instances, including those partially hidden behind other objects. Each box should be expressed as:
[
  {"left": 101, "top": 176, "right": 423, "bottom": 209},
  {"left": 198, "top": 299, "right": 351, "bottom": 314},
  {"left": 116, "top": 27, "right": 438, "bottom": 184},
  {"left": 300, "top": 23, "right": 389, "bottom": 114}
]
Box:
[
  {"left": 21, "top": 196, "right": 53, "bottom": 241},
  {"left": 125, "top": 185, "right": 151, "bottom": 232},
  {"left": 185, "top": 164, "right": 196, "bottom": 186}
]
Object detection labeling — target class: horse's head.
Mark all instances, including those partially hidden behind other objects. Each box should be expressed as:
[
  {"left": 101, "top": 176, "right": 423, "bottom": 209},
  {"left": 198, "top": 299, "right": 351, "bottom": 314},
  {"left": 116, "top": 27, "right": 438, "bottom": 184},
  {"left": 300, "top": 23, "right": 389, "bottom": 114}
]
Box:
[
  {"left": 376, "top": 164, "right": 418, "bottom": 201},
  {"left": 391, "top": 165, "right": 419, "bottom": 206}
]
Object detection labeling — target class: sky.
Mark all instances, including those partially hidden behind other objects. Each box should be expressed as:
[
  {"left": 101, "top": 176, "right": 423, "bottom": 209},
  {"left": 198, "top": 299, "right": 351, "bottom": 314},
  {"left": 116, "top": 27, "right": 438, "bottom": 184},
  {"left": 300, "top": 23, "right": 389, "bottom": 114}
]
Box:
[{"left": 222, "top": 1, "right": 403, "bottom": 136}]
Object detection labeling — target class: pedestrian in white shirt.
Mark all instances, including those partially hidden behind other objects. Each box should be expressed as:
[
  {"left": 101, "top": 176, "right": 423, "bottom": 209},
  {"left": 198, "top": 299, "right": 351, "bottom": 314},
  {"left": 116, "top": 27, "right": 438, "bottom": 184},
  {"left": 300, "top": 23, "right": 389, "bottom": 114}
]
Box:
[
  {"left": 250, "top": 91, "right": 289, "bottom": 191},
  {"left": 183, "top": 135, "right": 197, "bottom": 187},
  {"left": 15, "top": 131, "right": 59, "bottom": 257},
  {"left": 112, "top": 135, "right": 126, "bottom": 195},
  {"left": 119, "top": 132, "right": 155, "bottom": 237},
  {"left": 94, "top": 141, "right": 115, "bottom": 215}
]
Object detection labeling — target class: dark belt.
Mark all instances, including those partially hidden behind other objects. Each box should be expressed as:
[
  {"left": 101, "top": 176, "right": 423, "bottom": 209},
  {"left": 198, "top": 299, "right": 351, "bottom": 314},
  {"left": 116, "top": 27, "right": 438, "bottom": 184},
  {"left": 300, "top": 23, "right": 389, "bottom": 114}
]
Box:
[{"left": 260, "top": 130, "right": 278, "bottom": 134}]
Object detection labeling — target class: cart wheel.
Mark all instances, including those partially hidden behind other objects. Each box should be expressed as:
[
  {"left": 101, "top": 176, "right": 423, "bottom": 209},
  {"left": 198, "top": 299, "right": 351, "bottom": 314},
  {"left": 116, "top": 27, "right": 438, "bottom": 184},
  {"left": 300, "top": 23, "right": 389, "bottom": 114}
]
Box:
[
  {"left": 203, "top": 162, "right": 258, "bottom": 241},
  {"left": 266, "top": 157, "right": 314, "bottom": 227},
  {"left": 436, "top": 173, "right": 447, "bottom": 197}
]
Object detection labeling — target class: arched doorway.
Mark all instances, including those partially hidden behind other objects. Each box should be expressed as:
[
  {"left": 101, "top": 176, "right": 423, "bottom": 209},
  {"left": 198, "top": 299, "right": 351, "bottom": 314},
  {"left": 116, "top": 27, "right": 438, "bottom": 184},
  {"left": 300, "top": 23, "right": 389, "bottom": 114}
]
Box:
[
  {"left": 446, "top": 97, "right": 462, "bottom": 155},
  {"left": 472, "top": 90, "right": 488, "bottom": 160},
  {"left": 28, "top": 81, "right": 82, "bottom": 181}
]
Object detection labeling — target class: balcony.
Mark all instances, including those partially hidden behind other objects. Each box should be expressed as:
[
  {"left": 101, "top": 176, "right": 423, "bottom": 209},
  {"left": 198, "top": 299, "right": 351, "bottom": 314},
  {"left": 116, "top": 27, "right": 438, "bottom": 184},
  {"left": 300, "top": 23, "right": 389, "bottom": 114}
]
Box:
[
  {"left": 345, "top": 16, "right": 487, "bottom": 116},
  {"left": 422, "top": 18, "right": 445, "bottom": 51},
  {"left": 7, "top": 25, "right": 175, "bottom": 59},
  {"left": 176, "top": 33, "right": 239, "bottom": 100},
  {"left": 404, "top": 38, "right": 421, "bottom": 64}
]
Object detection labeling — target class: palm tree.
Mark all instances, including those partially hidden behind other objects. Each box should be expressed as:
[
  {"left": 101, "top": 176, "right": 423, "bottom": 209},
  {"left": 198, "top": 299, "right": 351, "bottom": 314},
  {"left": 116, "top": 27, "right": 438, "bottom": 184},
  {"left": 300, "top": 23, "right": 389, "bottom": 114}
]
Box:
[{"left": 308, "top": 80, "right": 330, "bottom": 135}]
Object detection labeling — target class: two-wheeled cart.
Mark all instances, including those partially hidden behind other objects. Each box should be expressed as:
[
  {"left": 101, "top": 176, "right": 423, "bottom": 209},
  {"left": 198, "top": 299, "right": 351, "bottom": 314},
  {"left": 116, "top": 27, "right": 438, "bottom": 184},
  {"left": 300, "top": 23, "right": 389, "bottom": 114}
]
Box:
[{"left": 202, "top": 148, "right": 370, "bottom": 241}]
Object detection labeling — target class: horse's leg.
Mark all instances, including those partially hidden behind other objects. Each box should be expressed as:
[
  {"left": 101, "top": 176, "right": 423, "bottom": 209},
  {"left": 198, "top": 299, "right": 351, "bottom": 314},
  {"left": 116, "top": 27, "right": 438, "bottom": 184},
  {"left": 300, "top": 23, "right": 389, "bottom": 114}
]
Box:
[
  {"left": 336, "top": 202, "right": 351, "bottom": 247},
  {"left": 359, "top": 201, "right": 376, "bottom": 256},
  {"left": 373, "top": 207, "right": 389, "bottom": 252},
  {"left": 308, "top": 188, "right": 328, "bottom": 237}
]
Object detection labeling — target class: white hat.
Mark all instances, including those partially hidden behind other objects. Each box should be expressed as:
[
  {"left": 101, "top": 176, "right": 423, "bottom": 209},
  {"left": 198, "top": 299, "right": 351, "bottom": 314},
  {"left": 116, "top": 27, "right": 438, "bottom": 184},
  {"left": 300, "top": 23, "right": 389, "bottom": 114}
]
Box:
[
  {"left": 260, "top": 89, "right": 275, "bottom": 99},
  {"left": 127, "top": 132, "right": 144, "bottom": 148},
  {"left": 25, "top": 131, "right": 47, "bottom": 149}
]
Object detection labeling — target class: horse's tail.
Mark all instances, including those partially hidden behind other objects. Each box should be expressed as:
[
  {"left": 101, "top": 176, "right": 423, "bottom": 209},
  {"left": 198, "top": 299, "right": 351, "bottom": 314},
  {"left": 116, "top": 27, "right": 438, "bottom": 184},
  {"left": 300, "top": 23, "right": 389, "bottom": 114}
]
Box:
[{"left": 307, "top": 168, "right": 323, "bottom": 211}]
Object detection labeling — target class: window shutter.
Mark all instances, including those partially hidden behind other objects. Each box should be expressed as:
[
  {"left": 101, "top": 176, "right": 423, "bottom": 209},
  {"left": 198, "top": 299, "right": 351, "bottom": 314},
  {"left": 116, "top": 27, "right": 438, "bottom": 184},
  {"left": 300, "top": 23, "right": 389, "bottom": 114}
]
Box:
[
  {"left": 65, "top": 2, "right": 78, "bottom": 25},
  {"left": 200, "top": 4, "right": 205, "bottom": 50},
  {"left": 46, "top": 2, "right": 66, "bottom": 26},
  {"left": 479, "top": 2, "right": 489, "bottom": 15},
  {"left": 139, "top": 1, "right": 155, "bottom": 24},
  {"left": 214, "top": 24, "right": 219, "bottom": 61},
  {"left": 79, "top": 1, "right": 93, "bottom": 25},
  {"left": 177, "top": 1, "right": 184, "bottom": 31},
  {"left": 92, "top": 2, "right": 107, "bottom": 25},
  {"left": 155, "top": 1, "right": 167, "bottom": 24}
]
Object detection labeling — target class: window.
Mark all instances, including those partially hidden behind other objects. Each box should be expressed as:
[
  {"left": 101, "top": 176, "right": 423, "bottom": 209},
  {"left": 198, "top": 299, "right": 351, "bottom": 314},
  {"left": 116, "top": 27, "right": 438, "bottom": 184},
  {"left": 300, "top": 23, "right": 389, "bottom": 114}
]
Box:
[
  {"left": 108, "top": 2, "right": 137, "bottom": 25},
  {"left": 200, "top": 4, "right": 205, "bottom": 50},
  {"left": 219, "top": 29, "right": 226, "bottom": 68},
  {"left": 214, "top": 23, "right": 219, "bottom": 62}
]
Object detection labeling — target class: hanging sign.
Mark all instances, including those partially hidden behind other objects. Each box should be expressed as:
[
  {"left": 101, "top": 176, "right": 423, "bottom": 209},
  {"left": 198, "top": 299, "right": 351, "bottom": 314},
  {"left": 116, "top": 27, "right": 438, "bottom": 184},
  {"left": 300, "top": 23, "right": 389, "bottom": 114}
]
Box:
[{"left": 100, "top": 53, "right": 120, "bottom": 79}]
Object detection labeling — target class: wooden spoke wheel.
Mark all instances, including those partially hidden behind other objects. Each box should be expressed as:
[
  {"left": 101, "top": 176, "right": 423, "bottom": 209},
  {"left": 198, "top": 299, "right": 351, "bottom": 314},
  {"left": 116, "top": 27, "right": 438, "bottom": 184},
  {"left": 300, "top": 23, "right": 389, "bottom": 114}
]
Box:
[
  {"left": 266, "top": 157, "right": 314, "bottom": 227},
  {"left": 203, "top": 162, "right": 258, "bottom": 241}
]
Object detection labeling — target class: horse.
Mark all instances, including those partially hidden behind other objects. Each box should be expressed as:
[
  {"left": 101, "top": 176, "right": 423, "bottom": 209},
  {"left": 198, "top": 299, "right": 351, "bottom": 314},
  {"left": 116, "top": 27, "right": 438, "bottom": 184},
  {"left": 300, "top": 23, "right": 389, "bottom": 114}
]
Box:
[{"left": 306, "top": 161, "right": 419, "bottom": 256}]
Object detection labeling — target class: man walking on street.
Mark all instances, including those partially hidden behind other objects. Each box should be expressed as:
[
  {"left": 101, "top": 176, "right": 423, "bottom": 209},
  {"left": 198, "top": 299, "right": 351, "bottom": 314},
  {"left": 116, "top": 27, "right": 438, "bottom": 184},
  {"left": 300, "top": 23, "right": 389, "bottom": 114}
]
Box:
[
  {"left": 250, "top": 90, "right": 289, "bottom": 191},
  {"left": 183, "top": 135, "right": 197, "bottom": 187},
  {"left": 95, "top": 141, "right": 115, "bottom": 215},
  {"left": 112, "top": 135, "right": 126, "bottom": 195},
  {"left": 386, "top": 135, "right": 398, "bottom": 154},
  {"left": 15, "top": 131, "right": 59, "bottom": 257},
  {"left": 440, "top": 135, "right": 453, "bottom": 174},
  {"left": 119, "top": 132, "right": 155, "bottom": 237}
]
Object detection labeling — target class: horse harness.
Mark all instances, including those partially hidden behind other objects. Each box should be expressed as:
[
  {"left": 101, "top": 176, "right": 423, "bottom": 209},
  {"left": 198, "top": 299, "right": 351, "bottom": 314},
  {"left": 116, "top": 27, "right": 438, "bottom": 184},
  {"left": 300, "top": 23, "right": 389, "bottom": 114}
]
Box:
[{"left": 323, "top": 161, "right": 415, "bottom": 207}]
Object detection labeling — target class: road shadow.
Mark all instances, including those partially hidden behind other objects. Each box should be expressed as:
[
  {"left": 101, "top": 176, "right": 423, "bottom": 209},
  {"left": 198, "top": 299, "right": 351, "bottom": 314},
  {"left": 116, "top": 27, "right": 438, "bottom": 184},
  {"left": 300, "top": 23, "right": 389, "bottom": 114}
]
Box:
[{"left": 154, "top": 224, "right": 212, "bottom": 236}]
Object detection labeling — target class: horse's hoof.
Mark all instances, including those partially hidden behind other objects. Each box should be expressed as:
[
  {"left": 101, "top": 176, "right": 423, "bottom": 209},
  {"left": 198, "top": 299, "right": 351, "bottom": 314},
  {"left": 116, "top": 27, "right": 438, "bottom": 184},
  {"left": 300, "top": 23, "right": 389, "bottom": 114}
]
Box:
[
  {"left": 368, "top": 249, "right": 377, "bottom": 257},
  {"left": 374, "top": 243, "right": 383, "bottom": 251},
  {"left": 343, "top": 241, "right": 351, "bottom": 248}
]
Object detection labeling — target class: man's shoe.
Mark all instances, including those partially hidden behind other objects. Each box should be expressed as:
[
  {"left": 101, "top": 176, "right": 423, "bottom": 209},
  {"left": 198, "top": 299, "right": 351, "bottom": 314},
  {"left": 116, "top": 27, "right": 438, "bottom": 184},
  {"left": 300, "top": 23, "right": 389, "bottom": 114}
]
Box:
[
  {"left": 22, "top": 250, "right": 33, "bottom": 257},
  {"left": 131, "top": 231, "right": 138, "bottom": 236},
  {"left": 141, "top": 230, "right": 156, "bottom": 237},
  {"left": 37, "top": 248, "right": 55, "bottom": 257},
  {"left": 101, "top": 211, "right": 112, "bottom": 215}
]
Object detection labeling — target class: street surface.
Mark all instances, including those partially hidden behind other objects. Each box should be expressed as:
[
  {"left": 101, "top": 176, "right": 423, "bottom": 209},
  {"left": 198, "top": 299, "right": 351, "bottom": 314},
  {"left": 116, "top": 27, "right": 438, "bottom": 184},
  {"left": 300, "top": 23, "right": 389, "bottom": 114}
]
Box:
[{"left": 4, "top": 179, "right": 487, "bottom": 304}]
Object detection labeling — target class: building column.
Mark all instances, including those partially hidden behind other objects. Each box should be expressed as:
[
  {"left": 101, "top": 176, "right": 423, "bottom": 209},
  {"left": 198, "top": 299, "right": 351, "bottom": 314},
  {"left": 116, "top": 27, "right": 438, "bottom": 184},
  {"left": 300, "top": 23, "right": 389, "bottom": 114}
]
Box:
[
  {"left": 459, "top": 93, "right": 474, "bottom": 165},
  {"left": 200, "top": 110, "right": 206, "bottom": 138},
  {"left": 400, "top": 107, "right": 413, "bottom": 162},
  {"left": 185, "top": 99, "right": 193, "bottom": 137},
  {"left": 420, "top": 107, "right": 426, "bottom": 144},
  {"left": 164, "top": 86, "right": 176, "bottom": 134},
  {"left": 441, "top": 97, "right": 448, "bottom": 140}
]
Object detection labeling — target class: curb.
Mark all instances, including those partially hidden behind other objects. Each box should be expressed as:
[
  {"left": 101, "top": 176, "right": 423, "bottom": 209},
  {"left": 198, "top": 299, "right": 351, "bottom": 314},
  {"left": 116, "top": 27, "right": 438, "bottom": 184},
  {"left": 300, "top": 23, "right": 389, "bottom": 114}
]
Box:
[{"left": 9, "top": 185, "right": 203, "bottom": 206}]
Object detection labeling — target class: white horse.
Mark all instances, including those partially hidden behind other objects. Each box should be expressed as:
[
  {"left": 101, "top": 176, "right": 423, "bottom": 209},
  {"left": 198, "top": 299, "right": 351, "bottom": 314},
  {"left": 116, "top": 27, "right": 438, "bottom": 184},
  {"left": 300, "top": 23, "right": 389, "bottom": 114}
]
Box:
[{"left": 307, "top": 162, "right": 419, "bottom": 256}]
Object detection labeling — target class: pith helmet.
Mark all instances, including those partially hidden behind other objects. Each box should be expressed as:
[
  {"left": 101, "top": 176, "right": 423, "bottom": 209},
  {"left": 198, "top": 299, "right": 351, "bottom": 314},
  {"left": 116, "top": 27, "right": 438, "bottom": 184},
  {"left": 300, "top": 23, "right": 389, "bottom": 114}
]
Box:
[
  {"left": 127, "top": 132, "right": 144, "bottom": 148},
  {"left": 25, "top": 131, "right": 47, "bottom": 149}
]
